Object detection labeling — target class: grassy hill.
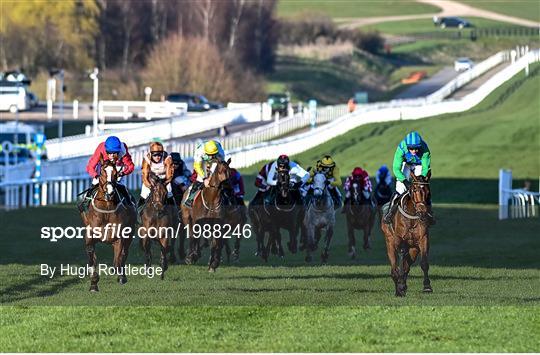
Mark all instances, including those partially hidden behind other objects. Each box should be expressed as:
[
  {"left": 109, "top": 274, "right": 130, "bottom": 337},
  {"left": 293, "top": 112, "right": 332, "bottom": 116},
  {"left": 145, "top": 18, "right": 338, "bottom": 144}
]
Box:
[
  {"left": 276, "top": 0, "right": 440, "bottom": 19},
  {"left": 458, "top": 0, "right": 540, "bottom": 23},
  {"left": 290, "top": 63, "right": 540, "bottom": 181}
]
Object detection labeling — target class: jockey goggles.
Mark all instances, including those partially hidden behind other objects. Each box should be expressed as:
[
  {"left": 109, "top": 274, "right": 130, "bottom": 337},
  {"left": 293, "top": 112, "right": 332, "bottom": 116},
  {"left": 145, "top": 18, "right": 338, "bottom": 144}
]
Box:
[{"left": 151, "top": 151, "right": 164, "bottom": 157}]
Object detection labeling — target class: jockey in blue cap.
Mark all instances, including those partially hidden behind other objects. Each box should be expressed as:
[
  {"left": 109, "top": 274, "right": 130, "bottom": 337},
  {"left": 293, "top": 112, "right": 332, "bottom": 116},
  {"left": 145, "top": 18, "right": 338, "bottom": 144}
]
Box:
[{"left": 383, "top": 131, "right": 435, "bottom": 225}]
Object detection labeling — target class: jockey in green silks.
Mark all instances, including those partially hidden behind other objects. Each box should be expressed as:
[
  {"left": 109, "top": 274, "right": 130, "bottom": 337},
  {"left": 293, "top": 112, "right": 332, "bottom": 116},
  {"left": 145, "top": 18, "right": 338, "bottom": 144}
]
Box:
[{"left": 383, "top": 131, "right": 435, "bottom": 225}]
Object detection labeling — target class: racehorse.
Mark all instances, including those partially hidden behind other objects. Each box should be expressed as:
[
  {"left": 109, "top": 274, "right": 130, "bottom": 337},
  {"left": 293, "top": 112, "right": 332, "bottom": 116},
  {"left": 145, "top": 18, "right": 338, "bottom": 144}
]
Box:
[
  {"left": 380, "top": 173, "right": 433, "bottom": 297},
  {"left": 249, "top": 169, "right": 300, "bottom": 262},
  {"left": 140, "top": 172, "right": 178, "bottom": 279},
  {"left": 374, "top": 178, "right": 393, "bottom": 221},
  {"left": 303, "top": 172, "right": 336, "bottom": 263},
  {"left": 181, "top": 159, "right": 231, "bottom": 272},
  {"left": 80, "top": 159, "right": 136, "bottom": 292},
  {"left": 344, "top": 181, "right": 375, "bottom": 259}
]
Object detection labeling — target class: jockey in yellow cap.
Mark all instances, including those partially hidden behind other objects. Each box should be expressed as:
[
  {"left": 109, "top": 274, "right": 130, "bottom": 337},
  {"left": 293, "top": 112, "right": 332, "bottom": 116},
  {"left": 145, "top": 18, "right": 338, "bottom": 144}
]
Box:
[
  {"left": 183, "top": 139, "right": 225, "bottom": 207},
  {"left": 302, "top": 155, "right": 342, "bottom": 209}
]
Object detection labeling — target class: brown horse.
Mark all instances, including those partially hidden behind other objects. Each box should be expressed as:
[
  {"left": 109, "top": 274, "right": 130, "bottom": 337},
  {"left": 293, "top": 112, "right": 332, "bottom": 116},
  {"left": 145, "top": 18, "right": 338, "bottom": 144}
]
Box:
[
  {"left": 344, "top": 181, "right": 375, "bottom": 259},
  {"left": 80, "top": 159, "right": 136, "bottom": 292},
  {"left": 221, "top": 187, "right": 247, "bottom": 263},
  {"left": 140, "top": 172, "right": 178, "bottom": 279},
  {"left": 381, "top": 173, "right": 432, "bottom": 297},
  {"left": 181, "top": 159, "right": 231, "bottom": 272}
]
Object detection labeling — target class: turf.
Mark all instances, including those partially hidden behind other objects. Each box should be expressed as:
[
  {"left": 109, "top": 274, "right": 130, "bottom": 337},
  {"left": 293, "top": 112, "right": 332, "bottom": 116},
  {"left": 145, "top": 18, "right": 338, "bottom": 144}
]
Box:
[
  {"left": 276, "top": 0, "right": 440, "bottom": 19},
  {"left": 459, "top": 0, "right": 540, "bottom": 23}
]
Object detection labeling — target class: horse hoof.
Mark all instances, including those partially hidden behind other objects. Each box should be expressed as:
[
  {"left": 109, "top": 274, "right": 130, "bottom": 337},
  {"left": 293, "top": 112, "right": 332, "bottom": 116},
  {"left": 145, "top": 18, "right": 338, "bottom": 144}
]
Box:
[
  {"left": 160, "top": 273, "right": 165, "bottom": 280},
  {"left": 363, "top": 243, "right": 371, "bottom": 250},
  {"left": 89, "top": 285, "right": 99, "bottom": 292},
  {"left": 118, "top": 276, "right": 127, "bottom": 285},
  {"left": 208, "top": 267, "right": 215, "bottom": 273},
  {"left": 423, "top": 286, "right": 433, "bottom": 293},
  {"left": 395, "top": 291, "right": 406, "bottom": 297}
]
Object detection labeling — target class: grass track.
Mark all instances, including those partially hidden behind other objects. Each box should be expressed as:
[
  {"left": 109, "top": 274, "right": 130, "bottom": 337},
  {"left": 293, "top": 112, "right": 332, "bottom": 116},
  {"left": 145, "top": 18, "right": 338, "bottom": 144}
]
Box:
[
  {"left": 458, "top": 0, "right": 540, "bottom": 23},
  {"left": 276, "top": 0, "right": 440, "bottom": 19}
]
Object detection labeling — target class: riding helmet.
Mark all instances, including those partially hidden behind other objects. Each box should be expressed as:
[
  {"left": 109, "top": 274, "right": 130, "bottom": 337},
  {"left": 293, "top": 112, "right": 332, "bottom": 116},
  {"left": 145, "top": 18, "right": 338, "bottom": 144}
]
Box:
[
  {"left": 104, "top": 136, "right": 122, "bottom": 153},
  {"left": 405, "top": 131, "right": 422, "bottom": 148}
]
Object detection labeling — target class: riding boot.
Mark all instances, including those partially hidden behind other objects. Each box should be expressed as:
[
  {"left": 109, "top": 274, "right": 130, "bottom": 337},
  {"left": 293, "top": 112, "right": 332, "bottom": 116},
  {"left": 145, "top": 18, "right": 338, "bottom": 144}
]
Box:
[
  {"left": 426, "top": 198, "right": 436, "bottom": 226},
  {"left": 184, "top": 182, "right": 202, "bottom": 208},
  {"left": 78, "top": 185, "right": 97, "bottom": 213},
  {"left": 383, "top": 193, "right": 400, "bottom": 224},
  {"left": 137, "top": 197, "right": 146, "bottom": 215}
]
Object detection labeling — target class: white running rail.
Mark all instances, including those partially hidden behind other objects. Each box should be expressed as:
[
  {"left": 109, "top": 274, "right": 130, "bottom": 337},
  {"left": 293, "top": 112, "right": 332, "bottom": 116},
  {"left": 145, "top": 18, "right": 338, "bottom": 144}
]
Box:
[{"left": 499, "top": 169, "right": 540, "bottom": 220}]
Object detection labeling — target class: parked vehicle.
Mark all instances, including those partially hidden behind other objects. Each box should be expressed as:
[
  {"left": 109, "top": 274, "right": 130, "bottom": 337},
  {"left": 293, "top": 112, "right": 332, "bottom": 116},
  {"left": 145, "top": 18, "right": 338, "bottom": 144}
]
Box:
[
  {"left": 166, "top": 93, "right": 224, "bottom": 112},
  {"left": 267, "top": 92, "right": 290, "bottom": 116},
  {"left": 454, "top": 57, "right": 475, "bottom": 71},
  {"left": 0, "top": 82, "right": 30, "bottom": 112},
  {"left": 433, "top": 16, "right": 473, "bottom": 29},
  {"left": 26, "top": 91, "right": 39, "bottom": 108}
]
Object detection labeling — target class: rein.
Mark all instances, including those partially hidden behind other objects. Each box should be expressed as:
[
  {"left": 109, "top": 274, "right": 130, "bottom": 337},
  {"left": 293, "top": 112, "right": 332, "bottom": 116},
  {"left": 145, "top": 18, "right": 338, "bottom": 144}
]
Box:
[{"left": 397, "top": 192, "right": 421, "bottom": 220}]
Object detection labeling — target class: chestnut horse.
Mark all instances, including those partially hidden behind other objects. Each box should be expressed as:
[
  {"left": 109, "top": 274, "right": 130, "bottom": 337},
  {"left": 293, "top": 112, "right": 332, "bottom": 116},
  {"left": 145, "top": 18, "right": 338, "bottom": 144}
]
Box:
[
  {"left": 168, "top": 179, "right": 189, "bottom": 264},
  {"left": 381, "top": 173, "right": 433, "bottom": 297},
  {"left": 80, "top": 159, "right": 136, "bottom": 292},
  {"left": 140, "top": 172, "right": 178, "bottom": 279},
  {"left": 344, "top": 181, "right": 375, "bottom": 259},
  {"left": 181, "top": 159, "right": 231, "bottom": 272}
]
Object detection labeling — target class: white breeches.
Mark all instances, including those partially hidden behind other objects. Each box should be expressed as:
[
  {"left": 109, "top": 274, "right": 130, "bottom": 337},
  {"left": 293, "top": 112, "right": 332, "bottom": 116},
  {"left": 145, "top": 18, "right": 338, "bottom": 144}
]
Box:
[
  {"left": 396, "top": 164, "right": 423, "bottom": 194},
  {"left": 140, "top": 183, "right": 172, "bottom": 199}
]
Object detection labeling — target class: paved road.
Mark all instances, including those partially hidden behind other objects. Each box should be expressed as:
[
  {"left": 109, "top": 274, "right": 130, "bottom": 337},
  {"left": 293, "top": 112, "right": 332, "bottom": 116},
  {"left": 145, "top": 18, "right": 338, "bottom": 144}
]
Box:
[
  {"left": 395, "top": 67, "right": 459, "bottom": 99},
  {"left": 337, "top": 0, "right": 540, "bottom": 29}
]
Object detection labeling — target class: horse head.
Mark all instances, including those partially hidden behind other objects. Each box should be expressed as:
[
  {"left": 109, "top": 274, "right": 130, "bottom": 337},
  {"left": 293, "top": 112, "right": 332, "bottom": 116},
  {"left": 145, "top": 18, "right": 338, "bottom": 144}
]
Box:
[
  {"left": 149, "top": 171, "right": 167, "bottom": 211},
  {"left": 312, "top": 172, "right": 328, "bottom": 200},
  {"left": 207, "top": 158, "right": 231, "bottom": 189},
  {"left": 98, "top": 159, "right": 120, "bottom": 201},
  {"left": 410, "top": 173, "right": 430, "bottom": 217},
  {"left": 276, "top": 169, "right": 290, "bottom": 198}
]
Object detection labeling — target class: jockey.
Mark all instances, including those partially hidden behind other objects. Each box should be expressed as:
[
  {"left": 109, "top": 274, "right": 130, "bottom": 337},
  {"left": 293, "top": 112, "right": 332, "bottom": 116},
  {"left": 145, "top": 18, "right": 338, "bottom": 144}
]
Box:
[
  {"left": 183, "top": 139, "right": 225, "bottom": 207},
  {"left": 266, "top": 154, "right": 309, "bottom": 204},
  {"left": 375, "top": 164, "right": 393, "bottom": 187},
  {"left": 343, "top": 167, "right": 372, "bottom": 205},
  {"left": 229, "top": 168, "right": 245, "bottom": 205},
  {"left": 304, "top": 155, "right": 342, "bottom": 209},
  {"left": 383, "top": 131, "right": 434, "bottom": 224},
  {"left": 80, "top": 136, "right": 135, "bottom": 211},
  {"left": 138, "top": 142, "right": 174, "bottom": 212},
  {"left": 251, "top": 162, "right": 273, "bottom": 205},
  {"left": 170, "top": 152, "right": 192, "bottom": 188}
]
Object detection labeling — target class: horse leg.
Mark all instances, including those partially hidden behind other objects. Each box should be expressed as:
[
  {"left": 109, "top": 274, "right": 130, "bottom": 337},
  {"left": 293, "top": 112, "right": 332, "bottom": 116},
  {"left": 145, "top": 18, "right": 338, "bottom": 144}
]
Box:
[
  {"left": 209, "top": 237, "right": 223, "bottom": 272},
  {"left": 168, "top": 235, "right": 177, "bottom": 264},
  {"left": 385, "top": 236, "right": 405, "bottom": 297},
  {"left": 321, "top": 225, "right": 333, "bottom": 263},
  {"left": 141, "top": 235, "right": 152, "bottom": 268},
  {"left": 86, "top": 242, "right": 99, "bottom": 292},
  {"left": 419, "top": 237, "right": 433, "bottom": 293},
  {"left": 277, "top": 231, "right": 285, "bottom": 259},
  {"left": 362, "top": 226, "right": 371, "bottom": 250},
  {"left": 113, "top": 241, "right": 126, "bottom": 285},
  {"left": 232, "top": 235, "right": 241, "bottom": 263},
  {"left": 313, "top": 227, "right": 321, "bottom": 251},
  {"left": 304, "top": 227, "right": 314, "bottom": 263},
  {"left": 178, "top": 228, "right": 186, "bottom": 260},
  {"left": 402, "top": 247, "right": 419, "bottom": 293},
  {"left": 160, "top": 237, "right": 169, "bottom": 280},
  {"left": 223, "top": 239, "right": 231, "bottom": 263},
  {"left": 347, "top": 221, "right": 356, "bottom": 259}
]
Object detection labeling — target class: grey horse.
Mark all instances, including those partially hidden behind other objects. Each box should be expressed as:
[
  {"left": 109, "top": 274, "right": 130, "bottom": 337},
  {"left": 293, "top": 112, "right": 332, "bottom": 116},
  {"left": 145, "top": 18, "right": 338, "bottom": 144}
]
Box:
[{"left": 303, "top": 172, "right": 336, "bottom": 263}]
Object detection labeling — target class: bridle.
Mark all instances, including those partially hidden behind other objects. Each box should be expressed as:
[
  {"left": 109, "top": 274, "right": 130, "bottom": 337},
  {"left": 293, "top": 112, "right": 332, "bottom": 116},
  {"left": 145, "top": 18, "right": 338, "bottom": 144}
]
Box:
[{"left": 398, "top": 180, "right": 430, "bottom": 220}]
